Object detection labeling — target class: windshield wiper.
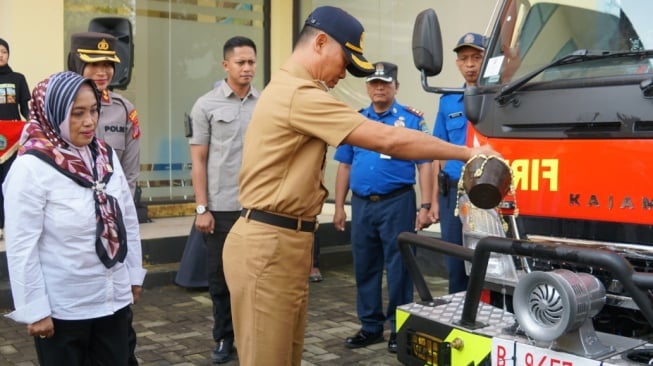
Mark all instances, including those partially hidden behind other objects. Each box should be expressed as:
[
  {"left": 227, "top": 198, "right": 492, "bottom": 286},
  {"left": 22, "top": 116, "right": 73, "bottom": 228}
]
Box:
[{"left": 495, "top": 49, "right": 653, "bottom": 106}]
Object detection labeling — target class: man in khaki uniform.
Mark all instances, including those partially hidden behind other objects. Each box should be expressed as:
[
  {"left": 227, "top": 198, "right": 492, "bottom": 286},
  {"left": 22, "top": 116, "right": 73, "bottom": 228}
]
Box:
[{"left": 222, "top": 6, "right": 498, "bottom": 366}]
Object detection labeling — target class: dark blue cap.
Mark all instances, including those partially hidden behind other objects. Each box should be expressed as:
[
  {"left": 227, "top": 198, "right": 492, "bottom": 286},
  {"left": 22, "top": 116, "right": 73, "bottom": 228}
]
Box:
[
  {"left": 454, "top": 32, "right": 486, "bottom": 52},
  {"left": 366, "top": 62, "right": 398, "bottom": 82},
  {"left": 304, "top": 6, "right": 374, "bottom": 77}
]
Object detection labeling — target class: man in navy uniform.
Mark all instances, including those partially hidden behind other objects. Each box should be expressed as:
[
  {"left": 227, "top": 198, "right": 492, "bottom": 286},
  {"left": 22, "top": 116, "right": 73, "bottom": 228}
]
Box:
[
  {"left": 428, "top": 32, "right": 486, "bottom": 294},
  {"left": 333, "top": 61, "right": 433, "bottom": 354}
]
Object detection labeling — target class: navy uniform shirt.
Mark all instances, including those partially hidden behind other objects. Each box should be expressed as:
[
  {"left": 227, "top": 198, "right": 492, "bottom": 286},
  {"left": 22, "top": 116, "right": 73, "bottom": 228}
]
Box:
[
  {"left": 433, "top": 92, "right": 467, "bottom": 180},
  {"left": 334, "top": 100, "right": 430, "bottom": 196}
]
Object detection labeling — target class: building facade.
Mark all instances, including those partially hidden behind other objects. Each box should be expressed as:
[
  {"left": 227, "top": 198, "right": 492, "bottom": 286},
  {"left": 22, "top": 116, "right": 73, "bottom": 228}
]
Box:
[{"left": 0, "top": 0, "right": 495, "bottom": 203}]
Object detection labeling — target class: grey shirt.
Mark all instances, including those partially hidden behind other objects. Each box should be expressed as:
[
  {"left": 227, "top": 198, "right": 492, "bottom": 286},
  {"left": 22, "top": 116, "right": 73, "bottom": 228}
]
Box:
[
  {"left": 97, "top": 91, "right": 141, "bottom": 196},
  {"left": 189, "top": 81, "right": 259, "bottom": 211}
]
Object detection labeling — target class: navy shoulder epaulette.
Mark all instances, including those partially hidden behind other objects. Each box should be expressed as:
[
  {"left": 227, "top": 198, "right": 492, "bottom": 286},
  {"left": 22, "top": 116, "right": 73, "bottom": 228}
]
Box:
[{"left": 404, "top": 105, "right": 424, "bottom": 118}]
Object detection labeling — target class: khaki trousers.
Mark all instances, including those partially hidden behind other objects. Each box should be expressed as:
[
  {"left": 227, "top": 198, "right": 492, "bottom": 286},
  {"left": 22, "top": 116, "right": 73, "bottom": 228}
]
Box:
[{"left": 223, "top": 217, "right": 313, "bottom": 366}]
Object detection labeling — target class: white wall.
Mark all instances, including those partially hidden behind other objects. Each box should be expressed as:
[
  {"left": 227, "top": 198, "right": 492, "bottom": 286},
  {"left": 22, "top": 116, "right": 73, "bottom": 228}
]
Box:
[{"left": 0, "top": 0, "right": 65, "bottom": 90}]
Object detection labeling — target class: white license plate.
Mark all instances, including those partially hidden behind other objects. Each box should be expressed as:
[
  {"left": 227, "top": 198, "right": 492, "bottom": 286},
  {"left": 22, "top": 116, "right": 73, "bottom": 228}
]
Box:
[{"left": 492, "top": 338, "right": 602, "bottom": 366}]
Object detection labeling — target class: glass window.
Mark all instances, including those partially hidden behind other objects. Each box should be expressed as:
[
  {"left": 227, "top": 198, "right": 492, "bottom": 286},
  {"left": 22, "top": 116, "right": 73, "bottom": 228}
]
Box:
[
  {"left": 64, "top": 0, "right": 266, "bottom": 202},
  {"left": 483, "top": 0, "right": 653, "bottom": 86}
]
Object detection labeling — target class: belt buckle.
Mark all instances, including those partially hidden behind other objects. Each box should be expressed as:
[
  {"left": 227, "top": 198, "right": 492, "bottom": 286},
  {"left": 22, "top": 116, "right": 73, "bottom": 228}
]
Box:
[{"left": 369, "top": 195, "right": 381, "bottom": 202}]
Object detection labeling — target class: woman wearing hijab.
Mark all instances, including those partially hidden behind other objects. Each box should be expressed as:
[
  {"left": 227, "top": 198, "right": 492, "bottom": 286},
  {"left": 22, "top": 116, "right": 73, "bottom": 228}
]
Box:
[{"left": 3, "top": 71, "right": 146, "bottom": 366}]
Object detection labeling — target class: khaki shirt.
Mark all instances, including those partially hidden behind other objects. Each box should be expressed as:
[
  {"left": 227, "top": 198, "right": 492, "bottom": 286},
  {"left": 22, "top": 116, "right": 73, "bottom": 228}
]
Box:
[{"left": 239, "top": 59, "right": 368, "bottom": 218}]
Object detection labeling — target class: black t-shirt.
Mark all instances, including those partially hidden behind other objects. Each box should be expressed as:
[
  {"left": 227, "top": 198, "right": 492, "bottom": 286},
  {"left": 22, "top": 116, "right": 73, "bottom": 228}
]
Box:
[{"left": 0, "top": 66, "right": 30, "bottom": 120}]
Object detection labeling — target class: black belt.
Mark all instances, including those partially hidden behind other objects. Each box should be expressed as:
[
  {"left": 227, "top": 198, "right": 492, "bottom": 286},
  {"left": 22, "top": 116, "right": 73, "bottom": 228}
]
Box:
[
  {"left": 241, "top": 209, "right": 318, "bottom": 232},
  {"left": 352, "top": 185, "right": 413, "bottom": 202}
]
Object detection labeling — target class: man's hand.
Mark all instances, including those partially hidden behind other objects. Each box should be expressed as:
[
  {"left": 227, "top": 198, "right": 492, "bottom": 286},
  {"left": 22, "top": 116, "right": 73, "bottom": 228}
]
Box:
[
  {"left": 195, "top": 212, "right": 214, "bottom": 234},
  {"left": 415, "top": 208, "right": 431, "bottom": 231},
  {"left": 28, "top": 316, "right": 54, "bottom": 339},
  {"left": 333, "top": 207, "right": 347, "bottom": 232},
  {"left": 427, "top": 201, "right": 440, "bottom": 224}
]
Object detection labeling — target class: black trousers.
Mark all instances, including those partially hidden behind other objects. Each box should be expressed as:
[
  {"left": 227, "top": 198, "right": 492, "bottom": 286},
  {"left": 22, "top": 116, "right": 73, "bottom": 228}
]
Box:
[
  {"left": 312, "top": 233, "right": 320, "bottom": 268},
  {"left": 127, "top": 306, "right": 138, "bottom": 365},
  {"left": 206, "top": 211, "right": 239, "bottom": 343},
  {"left": 35, "top": 306, "right": 130, "bottom": 366}
]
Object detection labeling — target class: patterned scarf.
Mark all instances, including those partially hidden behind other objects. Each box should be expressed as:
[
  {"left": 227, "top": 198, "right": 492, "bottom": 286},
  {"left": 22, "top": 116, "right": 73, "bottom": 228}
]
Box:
[{"left": 19, "top": 71, "right": 127, "bottom": 268}]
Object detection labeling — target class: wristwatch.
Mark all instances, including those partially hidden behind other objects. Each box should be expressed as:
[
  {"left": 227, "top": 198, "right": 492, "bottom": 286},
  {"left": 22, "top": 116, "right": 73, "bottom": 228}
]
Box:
[
  {"left": 195, "top": 205, "right": 207, "bottom": 215},
  {"left": 420, "top": 203, "right": 432, "bottom": 210}
]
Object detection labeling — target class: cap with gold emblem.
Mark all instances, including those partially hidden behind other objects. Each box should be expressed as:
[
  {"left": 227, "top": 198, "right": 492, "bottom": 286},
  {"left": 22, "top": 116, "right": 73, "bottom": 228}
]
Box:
[
  {"left": 67, "top": 32, "right": 121, "bottom": 75},
  {"left": 304, "top": 6, "right": 374, "bottom": 77}
]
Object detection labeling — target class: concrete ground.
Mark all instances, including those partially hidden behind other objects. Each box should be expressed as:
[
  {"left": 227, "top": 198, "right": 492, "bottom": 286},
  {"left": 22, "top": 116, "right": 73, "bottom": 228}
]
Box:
[
  {"left": 0, "top": 264, "right": 448, "bottom": 365},
  {"left": 0, "top": 207, "right": 448, "bottom": 365}
]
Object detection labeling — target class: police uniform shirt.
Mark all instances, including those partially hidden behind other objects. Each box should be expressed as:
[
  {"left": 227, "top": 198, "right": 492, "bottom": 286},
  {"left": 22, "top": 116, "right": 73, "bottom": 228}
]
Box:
[
  {"left": 334, "top": 101, "right": 430, "bottom": 197},
  {"left": 188, "top": 80, "right": 259, "bottom": 211},
  {"left": 97, "top": 90, "right": 141, "bottom": 194},
  {"left": 238, "top": 59, "right": 368, "bottom": 218},
  {"left": 433, "top": 92, "right": 467, "bottom": 180}
]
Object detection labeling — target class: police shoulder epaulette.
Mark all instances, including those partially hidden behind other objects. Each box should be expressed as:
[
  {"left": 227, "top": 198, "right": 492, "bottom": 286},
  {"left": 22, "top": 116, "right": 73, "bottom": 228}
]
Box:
[{"left": 404, "top": 106, "right": 424, "bottom": 117}]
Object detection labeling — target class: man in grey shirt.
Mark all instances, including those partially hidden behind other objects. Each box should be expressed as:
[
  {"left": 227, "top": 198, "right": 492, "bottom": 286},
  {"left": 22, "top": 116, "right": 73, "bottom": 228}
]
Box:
[{"left": 188, "top": 36, "right": 259, "bottom": 364}]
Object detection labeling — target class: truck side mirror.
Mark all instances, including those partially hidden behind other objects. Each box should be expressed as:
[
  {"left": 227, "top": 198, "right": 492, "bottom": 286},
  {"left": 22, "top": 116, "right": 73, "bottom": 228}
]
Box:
[
  {"left": 412, "top": 9, "right": 443, "bottom": 77},
  {"left": 412, "top": 9, "right": 463, "bottom": 95}
]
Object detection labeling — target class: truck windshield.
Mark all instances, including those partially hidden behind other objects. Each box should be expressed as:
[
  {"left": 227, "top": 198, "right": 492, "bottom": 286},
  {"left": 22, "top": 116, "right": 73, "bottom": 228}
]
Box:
[{"left": 481, "top": 0, "right": 653, "bottom": 87}]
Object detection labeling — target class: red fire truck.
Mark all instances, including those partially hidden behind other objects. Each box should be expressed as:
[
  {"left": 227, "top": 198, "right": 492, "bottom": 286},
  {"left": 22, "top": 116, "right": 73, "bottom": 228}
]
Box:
[{"left": 397, "top": 1, "right": 653, "bottom": 365}]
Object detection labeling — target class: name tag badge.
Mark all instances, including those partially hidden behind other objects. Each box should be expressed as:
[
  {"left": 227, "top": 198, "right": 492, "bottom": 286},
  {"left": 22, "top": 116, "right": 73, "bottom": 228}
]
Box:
[
  {"left": 380, "top": 153, "right": 391, "bottom": 159},
  {"left": 448, "top": 111, "right": 463, "bottom": 119}
]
